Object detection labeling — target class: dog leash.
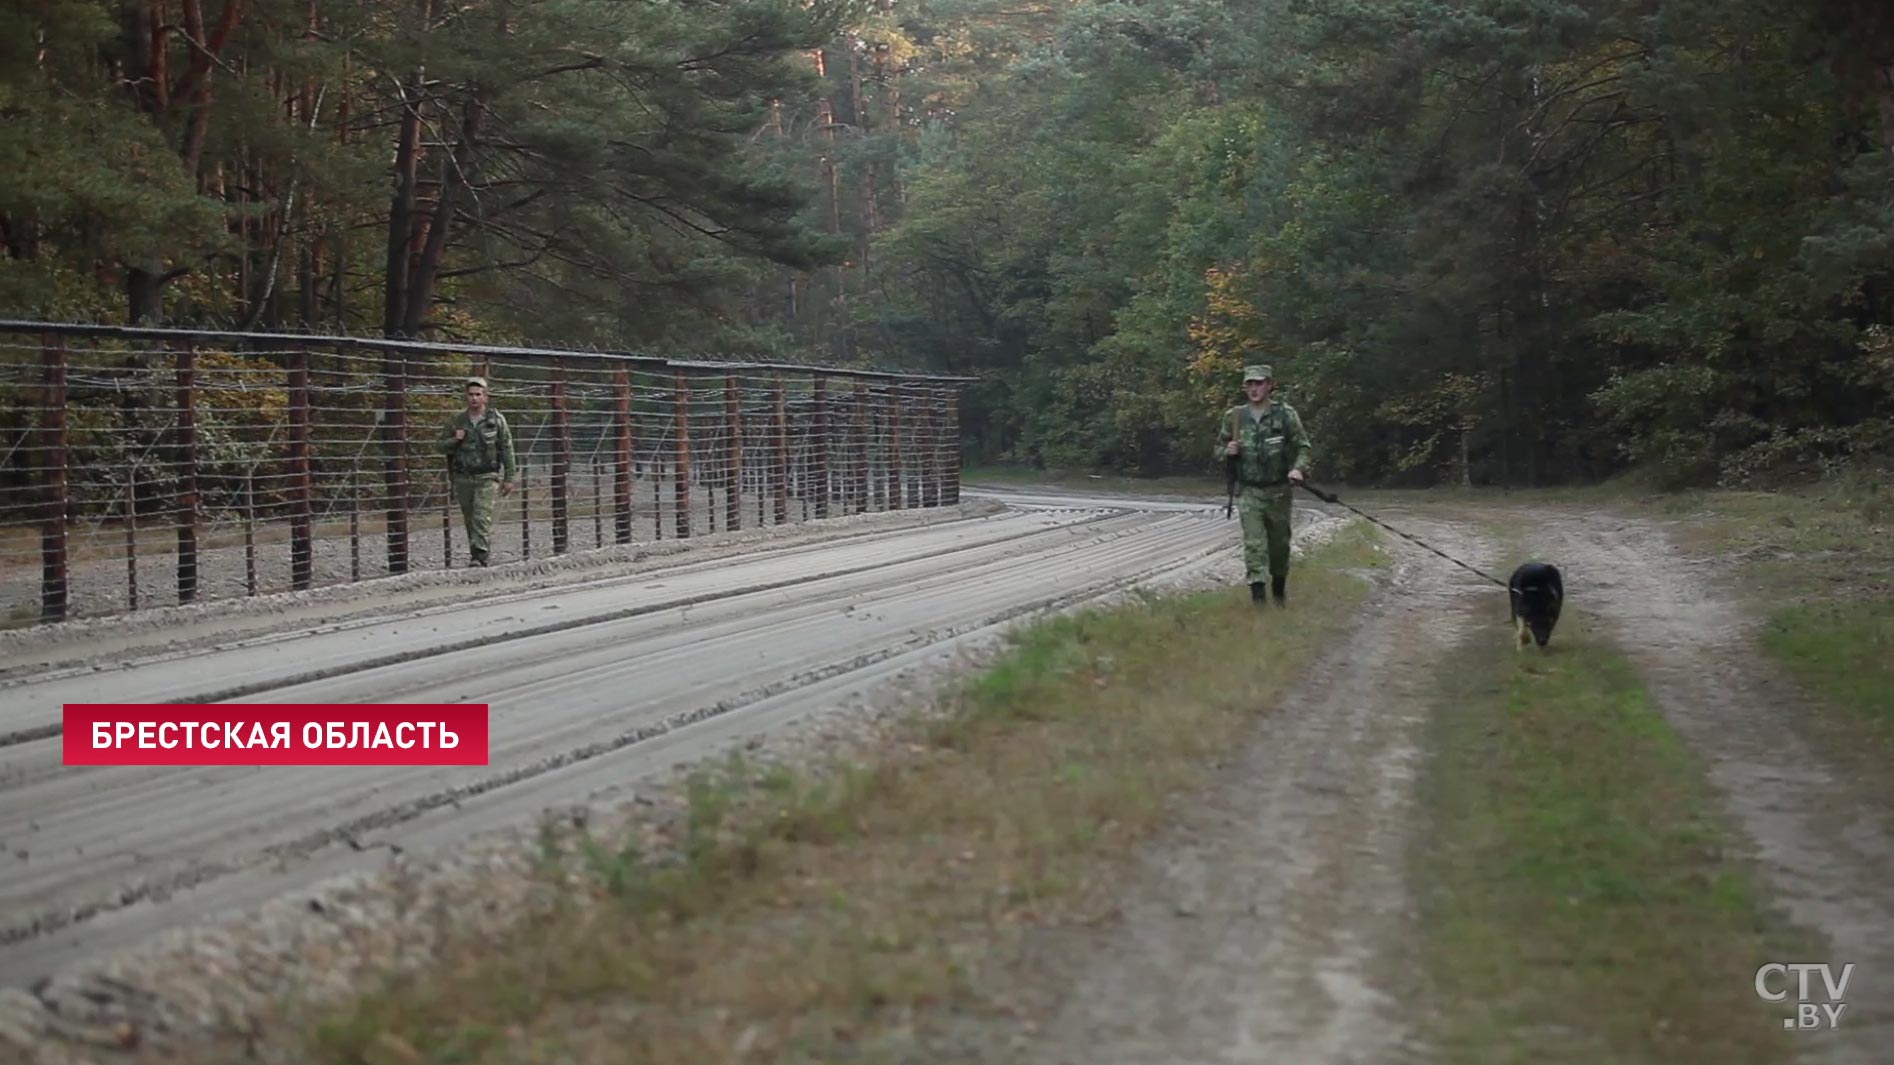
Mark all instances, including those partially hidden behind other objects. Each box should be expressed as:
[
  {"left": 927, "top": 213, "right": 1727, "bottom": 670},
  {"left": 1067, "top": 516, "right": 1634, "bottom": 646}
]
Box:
[{"left": 1292, "top": 481, "right": 1511, "bottom": 590}]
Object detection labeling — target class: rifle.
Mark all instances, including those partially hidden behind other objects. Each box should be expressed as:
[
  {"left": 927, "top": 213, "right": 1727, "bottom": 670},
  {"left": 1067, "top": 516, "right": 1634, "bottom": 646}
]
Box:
[{"left": 1223, "top": 451, "right": 1238, "bottom": 519}]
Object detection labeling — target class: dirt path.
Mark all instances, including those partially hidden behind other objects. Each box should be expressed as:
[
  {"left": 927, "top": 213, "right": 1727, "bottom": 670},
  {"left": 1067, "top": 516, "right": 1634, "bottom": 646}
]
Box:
[
  {"left": 946, "top": 514, "right": 1502, "bottom": 1065},
  {"left": 1529, "top": 508, "right": 1894, "bottom": 1065},
  {"left": 934, "top": 500, "right": 1892, "bottom": 1065}
]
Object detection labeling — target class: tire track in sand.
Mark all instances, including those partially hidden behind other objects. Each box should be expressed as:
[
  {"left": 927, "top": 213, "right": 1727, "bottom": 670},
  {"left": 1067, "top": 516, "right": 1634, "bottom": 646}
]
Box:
[
  {"left": 1530, "top": 508, "right": 1894, "bottom": 1065},
  {"left": 982, "top": 515, "right": 1501, "bottom": 1065}
]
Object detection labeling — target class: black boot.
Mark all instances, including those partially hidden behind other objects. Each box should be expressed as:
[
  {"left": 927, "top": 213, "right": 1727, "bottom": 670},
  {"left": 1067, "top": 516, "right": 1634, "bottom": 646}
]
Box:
[
  {"left": 1249, "top": 582, "right": 1267, "bottom": 605},
  {"left": 1271, "top": 574, "right": 1286, "bottom": 608}
]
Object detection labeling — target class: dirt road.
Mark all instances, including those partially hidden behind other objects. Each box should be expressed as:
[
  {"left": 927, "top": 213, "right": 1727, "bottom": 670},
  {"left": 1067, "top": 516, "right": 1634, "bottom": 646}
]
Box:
[
  {"left": 957, "top": 501, "right": 1891, "bottom": 1065},
  {"left": 0, "top": 490, "right": 1296, "bottom": 990},
  {"left": 977, "top": 513, "right": 1495, "bottom": 1065},
  {"left": 1533, "top": 508, "right": 1894, "bottom": 1064},
  {"left": 4, "top": 488, "right": 1887, "bottom": 1065}
]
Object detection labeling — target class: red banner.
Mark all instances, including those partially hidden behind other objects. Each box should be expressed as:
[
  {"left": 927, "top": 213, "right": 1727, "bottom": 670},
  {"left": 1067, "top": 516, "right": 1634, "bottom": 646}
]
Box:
[{"left": 61, "top": 704, "right": 490, "bottom": 766}]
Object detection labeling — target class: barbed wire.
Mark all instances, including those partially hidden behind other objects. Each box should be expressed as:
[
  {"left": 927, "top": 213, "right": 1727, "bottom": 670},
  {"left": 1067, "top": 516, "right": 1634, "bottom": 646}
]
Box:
[{"left": 0, "top": 325, "right": 965, "bottom": 625}]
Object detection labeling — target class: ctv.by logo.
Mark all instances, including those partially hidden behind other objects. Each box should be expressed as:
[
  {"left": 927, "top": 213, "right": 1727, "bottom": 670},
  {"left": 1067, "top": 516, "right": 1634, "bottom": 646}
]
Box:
[{"left": 1755, "top": 963, "right": 1853, "bottom": 1030}]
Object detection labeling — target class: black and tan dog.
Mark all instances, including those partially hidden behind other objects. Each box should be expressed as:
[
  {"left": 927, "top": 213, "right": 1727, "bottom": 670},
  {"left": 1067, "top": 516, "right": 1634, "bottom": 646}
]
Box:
[{"left": 1508, "top": 561, "right": 1564, "bottom": 650}]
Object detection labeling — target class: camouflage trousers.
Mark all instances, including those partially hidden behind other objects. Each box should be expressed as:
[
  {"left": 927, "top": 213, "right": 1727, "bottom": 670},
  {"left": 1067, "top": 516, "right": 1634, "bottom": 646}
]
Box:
[
  {"left": 1237, "top": 485, "right": 1294, "bottom": 585},
  {"left": 452, "top": 475, "right": 499, "bottom": 560}
]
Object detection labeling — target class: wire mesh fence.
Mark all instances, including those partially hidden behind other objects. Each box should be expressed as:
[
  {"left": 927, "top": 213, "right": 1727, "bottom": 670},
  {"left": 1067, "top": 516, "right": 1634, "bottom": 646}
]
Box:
[{"left": 0, "top": 322, "right": 969, "bottom": 626}]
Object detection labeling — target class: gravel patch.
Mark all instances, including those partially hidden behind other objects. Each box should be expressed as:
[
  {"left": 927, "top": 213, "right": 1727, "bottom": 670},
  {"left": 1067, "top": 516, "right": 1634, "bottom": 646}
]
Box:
[
  {"left": 0, "top": 497, "right": 1004, "bottom": 676},
  {"left": 1, "top": 483, "right": 961, "bottom": 624}
]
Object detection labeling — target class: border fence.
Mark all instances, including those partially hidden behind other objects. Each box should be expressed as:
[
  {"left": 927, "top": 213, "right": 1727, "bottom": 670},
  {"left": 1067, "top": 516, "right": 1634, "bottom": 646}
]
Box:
[{"left": 0, "top": 321, "right": 971, "bottom": 626}]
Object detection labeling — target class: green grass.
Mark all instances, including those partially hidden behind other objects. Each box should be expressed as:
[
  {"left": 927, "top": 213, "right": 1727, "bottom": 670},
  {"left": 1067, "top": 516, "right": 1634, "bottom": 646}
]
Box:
[
  {"left": 1762, "top": 599, "right": 1894, "bottom": 742},
  {"left": 1647, "top": 468, "right": 1894, "bottom": 785},
  {"left": 1413, "top": 618, "right": 1809, "bottom": 1064},
  {"left": 282, "top": 527, "right": 1384, "bottom": 1065}
]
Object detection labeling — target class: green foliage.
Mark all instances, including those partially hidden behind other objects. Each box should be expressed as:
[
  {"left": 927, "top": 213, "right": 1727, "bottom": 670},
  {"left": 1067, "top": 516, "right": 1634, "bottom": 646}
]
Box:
[
  {"left": 838, "top": 0, "right": 1894, "bottom": 486},
  {"left": 7, "top": 0, "right": 1893, "bottom": 488},
  {"left": 0, "top": 0, "right": 850, "bottom": 345}
]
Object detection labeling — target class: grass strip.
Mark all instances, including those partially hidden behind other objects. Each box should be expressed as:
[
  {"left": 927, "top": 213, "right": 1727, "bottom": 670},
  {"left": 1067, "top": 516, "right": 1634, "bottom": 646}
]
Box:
[
  {"left": 299, "top": 522, "right": 1386, "bottom": 1065},
  {"left": 1657, "top": 470, "right": 1894, "bottom": 777},
  {"left": 1413, "top": 622, "right": 1808, "bottom": 1064},
  {"left": 1762, "top": 600, "right": 1894, "bottom": 741}
]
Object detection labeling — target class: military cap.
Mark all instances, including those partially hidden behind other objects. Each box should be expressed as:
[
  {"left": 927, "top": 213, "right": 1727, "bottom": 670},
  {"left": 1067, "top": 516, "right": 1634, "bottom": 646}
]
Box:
[
  {"left": 464, "top": 376, "right": 488, "bottom": 390},
  {"left": 1243, "top": 364, "right": 1273, "bottom": 382}
]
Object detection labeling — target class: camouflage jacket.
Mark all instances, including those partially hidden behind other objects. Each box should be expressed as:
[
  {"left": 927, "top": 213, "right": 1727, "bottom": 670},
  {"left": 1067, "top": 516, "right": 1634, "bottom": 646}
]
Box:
[
  {"left": 439, "top": 408, "right": 517, "bottom": 480},
  {"left": 1217, "top": 401, "right": 1313, "bottom": 488}
]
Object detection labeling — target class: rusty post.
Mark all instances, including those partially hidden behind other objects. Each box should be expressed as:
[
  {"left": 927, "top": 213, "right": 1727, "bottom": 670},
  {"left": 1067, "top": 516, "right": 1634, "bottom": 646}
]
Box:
[
  {"left": 921, "top": 391, "right": 938, "bottom": 508},
  {"left": 842, "top": 382, "right": 856, "bottom": 515},
  {"left": 287, "top": 344, "right": 313, "bottom": 590},
  {"left": 552, "top": 357, "right": 571, "bottom": 554},
  {"left": 673, "top": 370, "right": 692, "bottom": 538},
  {"left": 244, "top": 469, "right": 257, "bottom": 596},
  {"left": 175, "top": 343, "right": 199, "bottom": 603},
  {"left": 945, "top": 387, "right": 961, "bottom": 504},
  {"left": 614, "top": 369, "right": 633, "bottom": 544},
  {"left": 725, "top": 373, "right": 742, "bottom": 531},
  {"left": 934, "top": 388, "right": 948, "bottom": 506},
  {"left": 649, "top": 400, "right": 663, "bottom": 542},
  {"left": 801, "top": 418, "right": 812, "bottom": 521},
  {"left": 909, "top": 384, "right": 924, "bottom": 511},
  {"left": 772, "top": 375, "right": 789, "bottom": 525},
  {"left": 592, "top": 460, "right": 603, "bottom": 547},
  {"left": 124, "top": 473, "right": 139, "bottom": 611},
  {"left": 888, "top": 384, "right": 903, "bottom": 510},
  {"left": 874, "top": 384, "right": 886, "bottom": 511},
  {"left": 39, "top": 335, "right": 68, "bottom": 622},
  {"left": 845, "top": 380, "right": 861, "bottom": 513},
  {"left": 858, "top": 387, "right": 871, "bottom": 512},
  {"left": 937, "top": 388, "right": 952, "bottom": 505},
  {"left": 350, "top": 485, "right": 361, "bottom": 582},
  {"left": 811, "top": 376, "right": 830, "bottom": 518},
  {"left": 652, "top": 425, "right": 664, "bottom": 542},
  {"left": 382, "top": 348, "right": 409, "bottom": 574}
]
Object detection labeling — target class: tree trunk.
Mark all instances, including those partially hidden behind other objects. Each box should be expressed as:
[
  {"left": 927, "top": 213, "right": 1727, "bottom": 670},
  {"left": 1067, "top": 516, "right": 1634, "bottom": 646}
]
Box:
[
  {"left": 401, "top": 91, "right": 485, "bottom": 338},
  {"left": 382, "top": 74, "right": 424, "bottom": 337},
  {"left": 126, "top": 267, "right": 166, "bottom": 324}
]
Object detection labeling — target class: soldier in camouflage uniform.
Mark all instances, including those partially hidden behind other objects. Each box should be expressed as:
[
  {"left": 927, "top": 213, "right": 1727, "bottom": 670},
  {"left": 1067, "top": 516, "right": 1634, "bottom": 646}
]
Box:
[
  {"left": 1217, "top": 363, "right": 1313, "bottom": 607},
  {"left": 439, "top": 376, "right": 516, "bottom": 566}
]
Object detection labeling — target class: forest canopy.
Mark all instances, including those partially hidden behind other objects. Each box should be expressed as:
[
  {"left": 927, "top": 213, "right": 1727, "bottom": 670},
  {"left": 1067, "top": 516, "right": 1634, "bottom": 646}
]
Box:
[{"left": 3, "top": 0, "right": 1891, "bottom": 488}]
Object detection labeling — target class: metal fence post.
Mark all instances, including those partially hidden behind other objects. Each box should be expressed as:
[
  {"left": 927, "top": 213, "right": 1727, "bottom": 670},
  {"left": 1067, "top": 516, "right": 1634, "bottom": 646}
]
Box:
[
  {"left": 615, "top": 368, "right": 633, "bottom": 544},
  {"left": 124, "top": 472, "right": 139, "bottom": 610},
  {"left": 552, "top": 356, "right": 571, "bottom": 555},
  {"left": 383, "top": 348, "right": 409, "bottom": 574},
  {"left": 288, "top": 344, "right": 314, "bottom": 589},
  {"left": 945, "top": 387, "right": 961, "bottom": 504},
  {"left": 174, "top": 342, "right": 199, "bottom": 603},
  {"left": 673, "top": 369, "right": 692, "bottom": 538},
  {"left": 812, "top": 376, "right": 829, "bottom": 519},
  {"left": 922, "top": 390, "right": 939, "bottom": 508},
  {"left": 852, "top": 379, "right": 869, "bottom": 514},
  {"left": 39, "top": 335, "right": 68, "bottom": 622},
  {"left": 725, "top": 372, "right": 742, "bottom": 531},
  {"left": 888, "top": 383, "right": 903, "bottom": 510},
  {"left": 772, "top": 374, "right": 789, "bottom": 525}
]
